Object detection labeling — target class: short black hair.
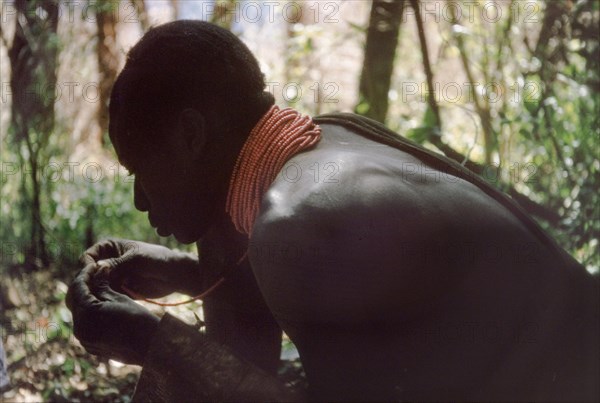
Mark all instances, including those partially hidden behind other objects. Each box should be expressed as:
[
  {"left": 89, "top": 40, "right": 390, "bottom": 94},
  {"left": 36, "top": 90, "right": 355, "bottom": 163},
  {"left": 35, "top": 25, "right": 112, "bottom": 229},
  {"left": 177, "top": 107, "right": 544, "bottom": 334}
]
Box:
[{"left": 109, "top": 20, "right": 274, "bottom": 163}]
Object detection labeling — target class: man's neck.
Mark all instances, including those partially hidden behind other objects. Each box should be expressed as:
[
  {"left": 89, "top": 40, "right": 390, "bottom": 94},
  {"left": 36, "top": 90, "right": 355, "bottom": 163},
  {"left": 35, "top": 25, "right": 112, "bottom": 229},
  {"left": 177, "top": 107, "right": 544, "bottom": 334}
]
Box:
[
  {"left": 220, "top": 106, "right": 274, "bottom": 183},
  {"left": 225, "top": 105, "right": 321, "bottom": 235},
  {"left": 196, "top": 213, "right": 249, "bottom": 280}
]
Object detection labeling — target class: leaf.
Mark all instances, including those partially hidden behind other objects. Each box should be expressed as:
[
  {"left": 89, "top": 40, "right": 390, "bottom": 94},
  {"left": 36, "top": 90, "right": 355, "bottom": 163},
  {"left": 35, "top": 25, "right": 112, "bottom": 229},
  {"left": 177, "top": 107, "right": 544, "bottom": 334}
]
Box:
[
  {"left": 355, "top": 102, "right": 370, "bottom": 115},
  {"left": 422, "top": 104, "right": 439, "bottom": 128},
  {"left": 407, "top": 127, "right": 434, "bottom": 144}
]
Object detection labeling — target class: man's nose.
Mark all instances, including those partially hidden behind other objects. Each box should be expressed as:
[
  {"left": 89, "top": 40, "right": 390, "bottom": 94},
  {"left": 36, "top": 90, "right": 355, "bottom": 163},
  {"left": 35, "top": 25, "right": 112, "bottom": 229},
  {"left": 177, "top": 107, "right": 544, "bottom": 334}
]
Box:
[{"left": 134, "top": 178, "right": 150, "bottom": 211}]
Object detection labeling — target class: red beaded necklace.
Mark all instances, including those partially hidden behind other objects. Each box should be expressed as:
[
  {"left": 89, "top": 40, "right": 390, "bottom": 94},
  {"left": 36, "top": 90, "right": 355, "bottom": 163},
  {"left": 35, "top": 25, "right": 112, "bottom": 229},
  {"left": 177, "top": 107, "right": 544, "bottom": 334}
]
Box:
[
  {"left": 226, "top": 105, "right": 322, "bottom": 235},
  {"left": 122, "top": 105, "right": 321, "bottom": 306}
]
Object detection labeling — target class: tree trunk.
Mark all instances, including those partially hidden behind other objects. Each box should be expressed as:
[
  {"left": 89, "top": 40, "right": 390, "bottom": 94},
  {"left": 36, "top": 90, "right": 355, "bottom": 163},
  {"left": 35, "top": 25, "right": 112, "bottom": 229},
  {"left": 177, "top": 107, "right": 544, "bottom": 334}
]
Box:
[
  {"left": 210, "top": 0, "right": 237, "bottom": 30},
  {"left": 410, "top": 0, "right": 440, "bottom": 127},
  {"left": 355, "top": 0, "right": 406, "bottom": 123},
  {"left": 130, "top": 0, "right": 150, "bottom": 32},
  {"left": 170, "top": 0, "right": 179, "bottom": 20},
  {"left": 96, "top": 0, "right": 119, "bottom": 146},
  {"left": 8, "top": 0, "right": 60, "bottom": 268}
]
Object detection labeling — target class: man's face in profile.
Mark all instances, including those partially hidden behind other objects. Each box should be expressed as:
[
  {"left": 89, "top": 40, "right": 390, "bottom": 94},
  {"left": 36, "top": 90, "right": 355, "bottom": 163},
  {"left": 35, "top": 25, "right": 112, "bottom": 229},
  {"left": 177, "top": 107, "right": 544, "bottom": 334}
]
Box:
[{"left": 118, "top": 124, "right": 214, "bottom": 244}]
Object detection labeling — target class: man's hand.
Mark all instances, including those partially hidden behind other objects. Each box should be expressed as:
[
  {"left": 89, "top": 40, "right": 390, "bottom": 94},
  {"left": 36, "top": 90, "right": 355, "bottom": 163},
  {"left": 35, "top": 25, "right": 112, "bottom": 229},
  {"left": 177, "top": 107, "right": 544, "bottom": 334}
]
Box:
[
  {"left": 66, "top": 264, "right": 160, "bottom": 365},
  {"left": 82, "top": 239, "right": 201, "bottom": 299}
]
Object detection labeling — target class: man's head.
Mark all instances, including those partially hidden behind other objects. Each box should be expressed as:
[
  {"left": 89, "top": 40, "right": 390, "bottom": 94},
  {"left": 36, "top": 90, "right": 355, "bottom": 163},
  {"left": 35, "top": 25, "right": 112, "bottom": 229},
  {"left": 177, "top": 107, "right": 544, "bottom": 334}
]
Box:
[{"left": 109, "top": 20, "right": 274, "bottom": 243}]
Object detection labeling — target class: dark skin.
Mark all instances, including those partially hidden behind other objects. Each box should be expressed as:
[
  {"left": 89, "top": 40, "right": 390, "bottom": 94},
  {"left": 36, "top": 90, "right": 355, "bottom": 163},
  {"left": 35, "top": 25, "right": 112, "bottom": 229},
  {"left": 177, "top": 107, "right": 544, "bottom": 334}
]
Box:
[{"left": 68, "top": 107, "right": 599, "bottom": 400}]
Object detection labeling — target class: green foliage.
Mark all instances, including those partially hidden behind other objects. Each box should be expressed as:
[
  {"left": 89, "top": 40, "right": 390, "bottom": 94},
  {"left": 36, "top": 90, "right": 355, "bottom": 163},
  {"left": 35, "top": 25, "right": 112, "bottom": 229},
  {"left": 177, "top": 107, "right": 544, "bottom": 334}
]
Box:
[
  {"left": 407, "top": 104, "right": 440, "bottom": 143},
  {"left": 1, "top": 149, "right": 182, "bottom": 275},
  {"left": 389, "top": 0, "right": 599, "bottom": 273}
]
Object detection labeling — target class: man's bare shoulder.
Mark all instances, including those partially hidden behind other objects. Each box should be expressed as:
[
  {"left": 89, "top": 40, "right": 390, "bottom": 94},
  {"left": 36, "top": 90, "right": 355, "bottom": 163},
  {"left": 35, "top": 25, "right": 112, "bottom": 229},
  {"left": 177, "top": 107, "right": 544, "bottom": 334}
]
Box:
[
  {"left": 252, "top": 122, "right": 504, "bottom": 245},
  {"left": 256, "top": 124, "right": 421, "bottom": 223}
]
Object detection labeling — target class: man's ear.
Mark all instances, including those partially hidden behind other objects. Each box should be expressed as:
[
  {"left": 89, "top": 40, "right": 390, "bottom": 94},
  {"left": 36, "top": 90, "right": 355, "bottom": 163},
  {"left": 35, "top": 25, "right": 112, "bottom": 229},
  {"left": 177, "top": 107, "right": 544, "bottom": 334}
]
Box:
[{"left": 178, "top": 108, "right": 206, "bottom": 159}]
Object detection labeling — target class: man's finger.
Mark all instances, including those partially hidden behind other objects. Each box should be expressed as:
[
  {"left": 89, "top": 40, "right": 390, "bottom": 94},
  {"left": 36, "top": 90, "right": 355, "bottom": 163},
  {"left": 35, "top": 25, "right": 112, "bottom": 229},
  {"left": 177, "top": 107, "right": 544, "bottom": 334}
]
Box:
[
  {"left": 104, "top": 251, "right": 141, "bottom": 290},
  {"left": 80, "top": 240, "right": 109, "bottom": 265},
  {"left": 89, "top": 266, "right": 134, "bottom": 303},
  {"left": 80, "top": 253, "right": 96, "bottom": 266},
  {"left": 80, "top": 341, "right": 105, "bottom": 357},
  {"left": 97, "top": 284, "right": 133, "bottom": 303},
  {"left": 97, "top": 253, "right": 131, "bottom": 272},
  {"left": 80, "top": 238, "right": 127, "bottom": 265},
  {"left": 66, "top": 264, "right": 100, "bottom": 312}
]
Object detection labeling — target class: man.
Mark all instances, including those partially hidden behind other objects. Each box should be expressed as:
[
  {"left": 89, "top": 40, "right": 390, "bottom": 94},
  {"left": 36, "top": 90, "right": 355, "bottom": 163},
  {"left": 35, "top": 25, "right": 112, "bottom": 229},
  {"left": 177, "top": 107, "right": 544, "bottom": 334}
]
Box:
[{"left": 67, "top": 20, "right": 599, "bottom": 401}]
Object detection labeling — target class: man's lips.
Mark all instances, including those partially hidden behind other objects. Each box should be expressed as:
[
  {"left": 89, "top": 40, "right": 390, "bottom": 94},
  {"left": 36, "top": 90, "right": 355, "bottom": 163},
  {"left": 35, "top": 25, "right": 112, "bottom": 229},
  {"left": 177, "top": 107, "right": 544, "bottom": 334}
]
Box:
[
  {"left": 148, "top": 213, "right": 157, "bottom": 227},
  {"left": 148, "top": 214, "right": 170, "bottom": 236}
]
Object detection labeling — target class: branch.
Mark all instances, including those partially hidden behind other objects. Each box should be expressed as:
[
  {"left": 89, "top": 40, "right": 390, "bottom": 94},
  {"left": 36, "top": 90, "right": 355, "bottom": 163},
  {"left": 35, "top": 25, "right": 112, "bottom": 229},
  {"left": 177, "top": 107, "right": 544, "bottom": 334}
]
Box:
[
  {"left": 448, "top": 6, "right": 496, "bottom": 165},
  {"left": 428, "top": 137, "right": 561, "bottom": 226},
  {"left": 410, "top": 0, "right": 440, "bottom": 126},
  {"left": 356, "top": 0, "right": 406, "bottom": 123},
  {"left": 406, "top": 2, "right": 559, "bottom": 224},
  {"left": 506, "top": 188, "right": 561, "bottom": 226},
  {"left": 130, "top": 0, "right": 150, "bottom": 32}
]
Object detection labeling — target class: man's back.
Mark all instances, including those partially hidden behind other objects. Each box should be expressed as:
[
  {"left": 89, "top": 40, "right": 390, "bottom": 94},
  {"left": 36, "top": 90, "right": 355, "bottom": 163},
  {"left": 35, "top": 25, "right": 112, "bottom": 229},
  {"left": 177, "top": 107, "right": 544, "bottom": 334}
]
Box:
[{"left": 250, "top": 118, "right": 599, "bottom": 400}]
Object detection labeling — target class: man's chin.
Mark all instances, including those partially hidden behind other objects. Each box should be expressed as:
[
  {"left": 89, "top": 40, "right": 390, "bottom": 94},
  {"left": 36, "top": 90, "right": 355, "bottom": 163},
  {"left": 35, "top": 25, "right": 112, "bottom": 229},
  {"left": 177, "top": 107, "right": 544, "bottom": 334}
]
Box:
[
  {"left": 156, "top": 226, "right": 197, "bottom": 243},
  {"left": 160, "top": 219, "right": 210, "bottom": 244},
  {"left": 156, "top": 226, "right": 172, "bottom": 237},
  {"left": 172, "top": 231, "right": 201, "bottom": 244}
]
